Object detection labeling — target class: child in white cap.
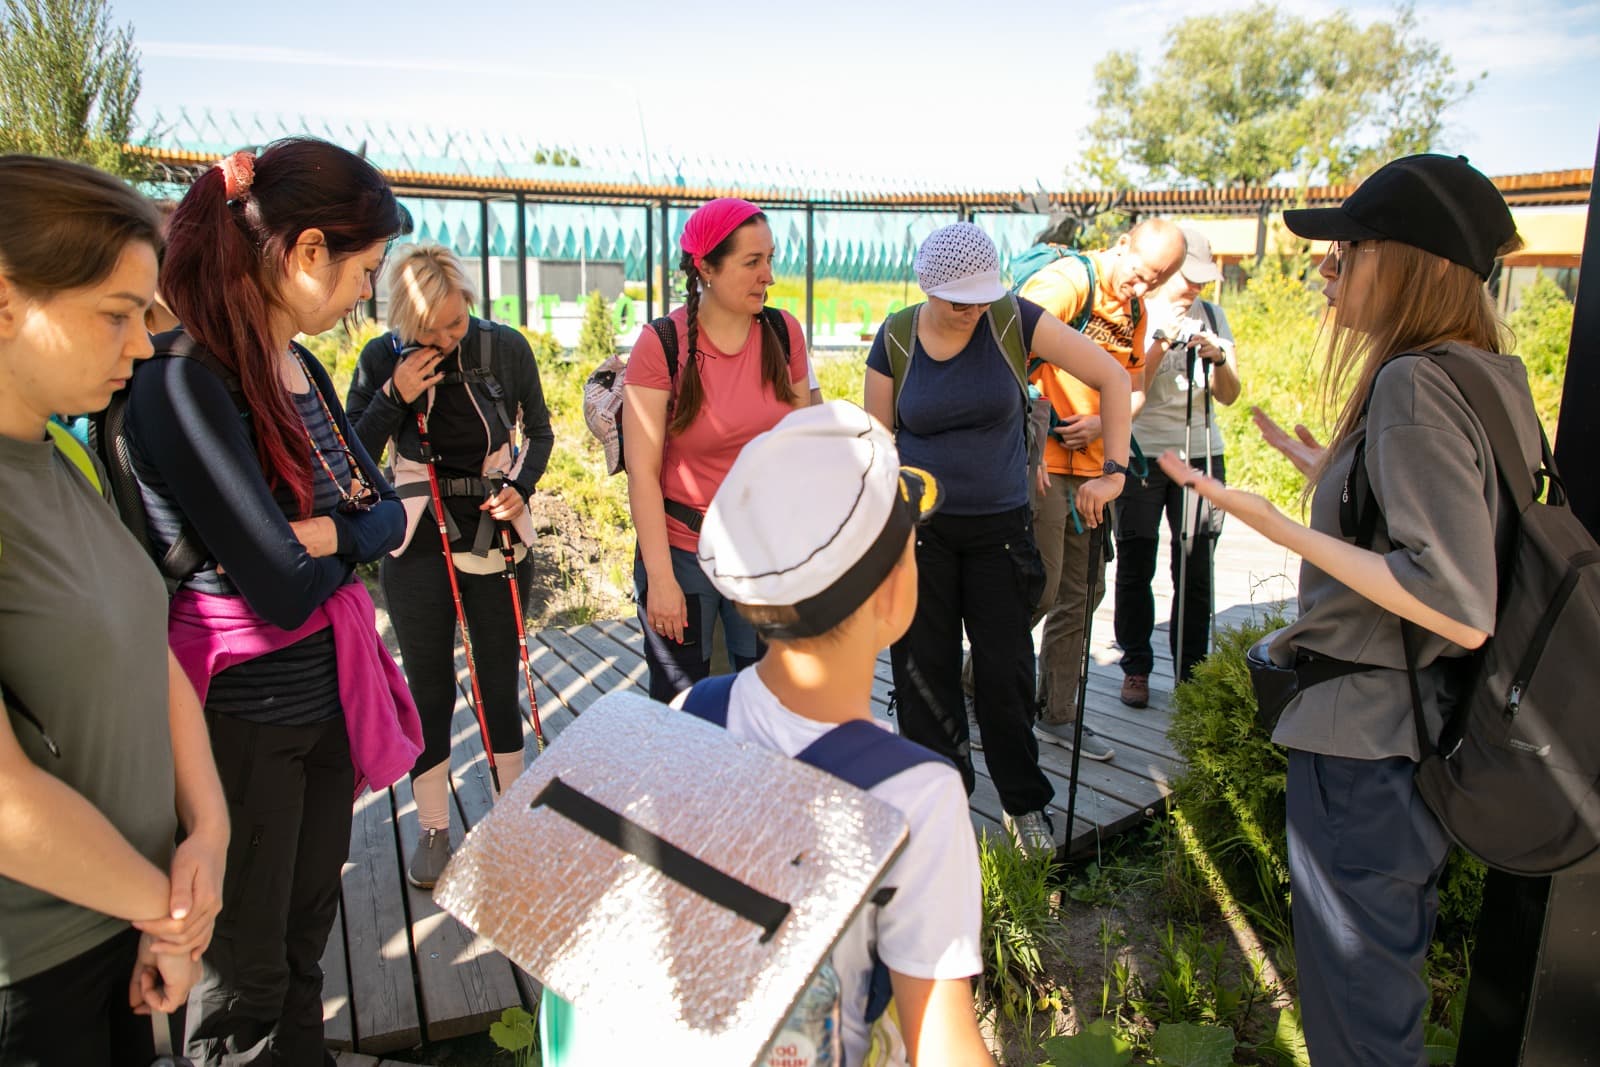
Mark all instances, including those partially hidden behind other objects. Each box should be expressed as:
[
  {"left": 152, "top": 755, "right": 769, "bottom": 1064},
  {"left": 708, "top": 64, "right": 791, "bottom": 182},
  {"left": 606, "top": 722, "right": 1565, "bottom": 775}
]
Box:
[{"left": 540, "top": 399, "right": 992, "bottom": 1066}]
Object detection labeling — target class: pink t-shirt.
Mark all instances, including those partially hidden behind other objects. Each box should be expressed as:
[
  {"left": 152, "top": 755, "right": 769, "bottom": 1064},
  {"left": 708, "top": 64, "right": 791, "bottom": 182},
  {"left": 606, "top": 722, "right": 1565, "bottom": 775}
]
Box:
[{"left": 626, "top": 307, "right": 808, "bottom": 551}]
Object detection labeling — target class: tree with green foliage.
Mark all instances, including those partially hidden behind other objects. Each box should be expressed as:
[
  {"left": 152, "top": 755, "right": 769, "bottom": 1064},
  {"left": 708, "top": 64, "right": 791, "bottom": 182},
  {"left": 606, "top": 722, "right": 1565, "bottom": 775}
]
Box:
[
  {"left": 577, "top": 290, "right": 615, "bottom": 366},
  {"left": 0, "top": 0, "right": 142, "bottom": 176},
  {"left": 1081, "top": 2, "right": 1475, "bottom": 190}
]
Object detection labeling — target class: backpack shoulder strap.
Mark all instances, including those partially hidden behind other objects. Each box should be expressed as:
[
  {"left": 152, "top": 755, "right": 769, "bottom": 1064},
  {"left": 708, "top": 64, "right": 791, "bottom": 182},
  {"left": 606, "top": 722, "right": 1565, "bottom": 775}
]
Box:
[
  {"left": 477, "top": 318, "right": 496, "bottom": 376},
  {"left": 794, "top": 719, "right": 951, "bottom": 791},
  {"left": 883, "top": 305, "right": 919, "bottom": 428},
  {"left": 679, "top": 674, "right": 737, "bottom": 729},
  {"left": 1421, "top": 351, "right": 1541, "bottom": 512},
  {"left": 984, "top": 293, "right": 1028, "bottom": 394},
  {"left": 45, "top": 420, "right": 102, "bottom": 495},
  {"left": 649, "top": 316, "right": 681, "bottom": 383},
  {"left": 759, "top": 306, "right": 792, "bottom": 361}
]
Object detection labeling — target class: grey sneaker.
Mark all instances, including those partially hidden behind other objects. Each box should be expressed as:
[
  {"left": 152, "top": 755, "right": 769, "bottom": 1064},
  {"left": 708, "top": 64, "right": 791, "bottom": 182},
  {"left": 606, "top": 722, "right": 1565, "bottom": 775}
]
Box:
[
  {"left": 407, "top": 828, "right": 453, "bottom": 890},
  {"left": 1034, "top": 720, "right": 1115, "bottom": 761},
  {"left": 1002, "top": 809, "right": 1057, "bottom": 856}
]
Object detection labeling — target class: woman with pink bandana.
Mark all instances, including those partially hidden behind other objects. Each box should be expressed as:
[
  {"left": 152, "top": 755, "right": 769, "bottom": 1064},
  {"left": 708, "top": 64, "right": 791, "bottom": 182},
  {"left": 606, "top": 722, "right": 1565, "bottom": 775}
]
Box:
[{"left": 623, "top": 198, "right": 812, "bottom": 700}]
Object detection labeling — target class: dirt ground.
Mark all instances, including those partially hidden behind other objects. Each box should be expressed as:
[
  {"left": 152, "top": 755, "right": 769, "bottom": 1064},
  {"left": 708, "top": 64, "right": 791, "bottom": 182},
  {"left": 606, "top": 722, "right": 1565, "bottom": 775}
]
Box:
[{"left": 519, "top": 491, "right": 630, "bottom": 630}]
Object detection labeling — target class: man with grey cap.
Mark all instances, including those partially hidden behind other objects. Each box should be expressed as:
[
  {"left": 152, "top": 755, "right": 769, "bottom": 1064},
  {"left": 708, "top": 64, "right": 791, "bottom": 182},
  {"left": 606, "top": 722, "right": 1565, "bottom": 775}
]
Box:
[{"left": 1114, "top": 225, "right": 1241, "bottom": 707}]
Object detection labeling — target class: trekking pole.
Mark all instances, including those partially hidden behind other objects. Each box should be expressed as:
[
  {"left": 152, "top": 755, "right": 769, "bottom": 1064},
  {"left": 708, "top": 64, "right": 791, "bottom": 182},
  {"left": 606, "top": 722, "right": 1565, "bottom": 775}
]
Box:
[
  {"left": 1062, "top": 522, "right": 1107, "bottom": 855},
  {"left": 1174, "top": 341, "right": 1198, "bottom": 686},
  {"left": 1199, "top": 356, "right": 1219, "bottom": 652},
  {"left": 416, "top": 411, "right": 499, "bottom": 793},
  {"left": 485, "top": 472, "right": 546, "bottom": 753}
]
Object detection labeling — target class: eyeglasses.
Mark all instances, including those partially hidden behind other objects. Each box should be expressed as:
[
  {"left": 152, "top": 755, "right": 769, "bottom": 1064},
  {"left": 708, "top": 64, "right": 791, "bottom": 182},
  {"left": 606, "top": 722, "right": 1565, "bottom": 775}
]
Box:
[{"left": 1332, "top": 241, "right": 1377, "bottom": 276}]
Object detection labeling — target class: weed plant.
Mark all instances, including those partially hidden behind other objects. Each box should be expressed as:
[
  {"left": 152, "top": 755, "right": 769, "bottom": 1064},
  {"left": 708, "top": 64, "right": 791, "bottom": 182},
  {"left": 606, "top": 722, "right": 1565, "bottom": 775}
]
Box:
[{"left": 977, "top": 833, "right": 1065, "bottom": 1031}]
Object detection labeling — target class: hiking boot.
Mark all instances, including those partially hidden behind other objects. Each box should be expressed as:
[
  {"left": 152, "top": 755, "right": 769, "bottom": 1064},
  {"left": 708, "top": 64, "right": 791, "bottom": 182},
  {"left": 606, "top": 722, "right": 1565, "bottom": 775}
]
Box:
[
  {"left": 1034, "top": 720, "right": 1115, "bottom": 762},
  {"left": 407, "top": 828, "right": 453, "bottom": 890},
  {"left": 1002, "top": 809, "right": 1057, "bottom": 857},
  {"left": 1120, "top": 673, "right": 1150, "bottom": 708}
]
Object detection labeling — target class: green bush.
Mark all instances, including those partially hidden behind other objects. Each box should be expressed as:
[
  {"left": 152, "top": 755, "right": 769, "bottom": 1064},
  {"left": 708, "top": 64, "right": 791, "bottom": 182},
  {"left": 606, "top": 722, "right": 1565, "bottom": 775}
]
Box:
[
  {"left": 1505, "top": 272, "right": 1574, "bottom": 426},
  {"left": 577, "top": 290, "right": 616, "bottom": 367},
  {"left": 1215, "top": 259, "right": 1327, "bottom": 516}
]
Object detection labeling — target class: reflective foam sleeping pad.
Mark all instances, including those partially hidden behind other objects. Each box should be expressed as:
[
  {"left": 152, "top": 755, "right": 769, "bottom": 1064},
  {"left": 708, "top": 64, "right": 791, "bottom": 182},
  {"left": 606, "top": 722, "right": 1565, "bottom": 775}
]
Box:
[{"left": 432, "top": 689, "right": 910, "bottom": 1066}]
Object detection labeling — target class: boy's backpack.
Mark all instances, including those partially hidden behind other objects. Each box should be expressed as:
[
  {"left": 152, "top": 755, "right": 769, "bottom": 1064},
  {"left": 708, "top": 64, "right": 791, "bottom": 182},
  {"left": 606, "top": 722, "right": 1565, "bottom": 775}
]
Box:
[
  {"left": 680, "top": 674, "right": 949, "bottom": 1025},
  {"left": 1347, "top": 350, "right": 1600, "bottom": 875},
  {"left": 88, "top": 330, "right": 250, "bottom": 595},
  {"left": 1008, "top": 245, "right": 1096, "bottom": 330},
  {"left": 584, "top": 306, "right": 792, "bottom": 476}
]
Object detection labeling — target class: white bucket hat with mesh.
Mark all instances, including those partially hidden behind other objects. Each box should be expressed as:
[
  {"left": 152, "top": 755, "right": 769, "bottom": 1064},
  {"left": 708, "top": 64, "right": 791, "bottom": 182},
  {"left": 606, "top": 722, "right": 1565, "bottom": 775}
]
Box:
[{"left": 914, "top": 222, "right": 1007, "bottom": 304}]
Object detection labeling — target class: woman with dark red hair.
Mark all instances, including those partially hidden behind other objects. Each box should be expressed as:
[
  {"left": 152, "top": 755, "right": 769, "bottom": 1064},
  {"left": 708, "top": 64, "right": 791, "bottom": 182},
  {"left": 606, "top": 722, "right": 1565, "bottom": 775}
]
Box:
[{"left": 125, "top": 137, "right": 416, "bottom": 1064}]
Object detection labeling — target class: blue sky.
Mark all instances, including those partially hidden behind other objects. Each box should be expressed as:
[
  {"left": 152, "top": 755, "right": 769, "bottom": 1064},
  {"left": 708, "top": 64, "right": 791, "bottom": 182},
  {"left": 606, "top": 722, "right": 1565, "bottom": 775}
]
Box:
[{"left": 123, "top": 0, "right": 1600, "bottom": 188}]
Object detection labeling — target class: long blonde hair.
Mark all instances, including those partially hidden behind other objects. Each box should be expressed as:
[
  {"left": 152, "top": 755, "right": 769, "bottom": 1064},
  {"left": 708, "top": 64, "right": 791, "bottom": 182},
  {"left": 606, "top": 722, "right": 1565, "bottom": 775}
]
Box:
[{"left": 1306, "top": 237, "right": 1522, "bottom": 498}]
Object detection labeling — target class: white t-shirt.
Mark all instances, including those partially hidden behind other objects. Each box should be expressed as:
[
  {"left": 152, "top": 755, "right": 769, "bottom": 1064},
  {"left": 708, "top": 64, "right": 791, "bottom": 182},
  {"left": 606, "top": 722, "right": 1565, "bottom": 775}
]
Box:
[{"left": 678, "top": 669, "right": 983, "bottom": 1067}]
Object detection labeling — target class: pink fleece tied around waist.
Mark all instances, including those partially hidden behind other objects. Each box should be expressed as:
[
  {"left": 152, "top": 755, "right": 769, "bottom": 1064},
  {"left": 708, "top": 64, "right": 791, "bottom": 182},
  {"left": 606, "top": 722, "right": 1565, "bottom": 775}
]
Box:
[
  {"left": 168, "top": 584, "right": 423, "bottom": 797},
  {"left": 680, "top": 198, "right": 762, "bottom": 268}
]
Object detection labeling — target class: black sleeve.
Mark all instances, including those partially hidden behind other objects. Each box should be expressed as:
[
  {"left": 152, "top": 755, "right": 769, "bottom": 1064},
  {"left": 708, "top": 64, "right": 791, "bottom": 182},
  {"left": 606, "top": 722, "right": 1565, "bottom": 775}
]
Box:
[
  {"left": 305, "top": 351, "right": 404, "bottom": 564},
  {"left": 345, "top": 332, "right": 410, "bottom": 465},
  {"left": 504, "top": 326, "right": 554, "bottom": 500},
  {"left": 125, "top": 358, "right": 353, "bottom": 630}
]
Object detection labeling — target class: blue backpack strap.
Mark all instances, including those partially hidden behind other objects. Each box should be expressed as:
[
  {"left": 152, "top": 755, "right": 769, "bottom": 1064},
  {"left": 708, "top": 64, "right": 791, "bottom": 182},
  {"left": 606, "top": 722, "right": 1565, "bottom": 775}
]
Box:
[
  {"left": 794, "top": 721, "right": 949, "bottom": 1025},
  {"left": 679, "top": 674, "right": 737, "bottom": 729},
  {"left": 793, "top": 719, "right": 950, "bottom": 791}
]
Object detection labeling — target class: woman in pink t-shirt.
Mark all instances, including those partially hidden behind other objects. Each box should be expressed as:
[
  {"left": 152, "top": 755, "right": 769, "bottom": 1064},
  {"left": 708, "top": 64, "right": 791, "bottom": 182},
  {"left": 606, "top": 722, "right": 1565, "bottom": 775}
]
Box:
[{"left": 622, "top": 199, "right": 810, "bottom": 699}]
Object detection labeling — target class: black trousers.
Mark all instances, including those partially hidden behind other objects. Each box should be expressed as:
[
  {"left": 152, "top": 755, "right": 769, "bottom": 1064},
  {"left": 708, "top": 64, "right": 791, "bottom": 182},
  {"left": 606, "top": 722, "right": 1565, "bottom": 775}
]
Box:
[
  {"left": 1113, "top": 454, "right": 1225, "bottom": 681},
  {"left": 382, "top": 530, "right": 533, "bottom": 772},
  {"left": 889, "top": 506, "right": 1053, "bottom": 815},
  {"left": 0, "top": 927, "right": 170, "bottom": 1066},
  {"left": 185, "top": 714, "right": 352, "bottom": 1066}
]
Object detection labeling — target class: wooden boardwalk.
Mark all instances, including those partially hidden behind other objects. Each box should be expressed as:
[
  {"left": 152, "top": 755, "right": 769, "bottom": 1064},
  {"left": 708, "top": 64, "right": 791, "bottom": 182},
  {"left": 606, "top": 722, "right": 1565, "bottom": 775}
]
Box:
[{"left": 321, "top": 522, "right": 1301, "bottom": 1053}]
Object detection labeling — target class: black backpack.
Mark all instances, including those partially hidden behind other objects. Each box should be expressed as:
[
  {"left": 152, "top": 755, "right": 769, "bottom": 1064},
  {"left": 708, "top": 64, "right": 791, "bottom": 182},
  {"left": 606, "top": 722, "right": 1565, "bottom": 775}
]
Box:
[
  {"left": 1348, "top": 350, "right": 1600, "bottom": 875},
  {"left": 88, "top": 330, "right": 250, "bottom": 595}
]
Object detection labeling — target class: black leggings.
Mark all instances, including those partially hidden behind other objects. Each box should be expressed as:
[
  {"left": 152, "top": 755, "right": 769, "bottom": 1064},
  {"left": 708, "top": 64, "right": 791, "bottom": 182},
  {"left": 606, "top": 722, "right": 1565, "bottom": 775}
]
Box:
[{"left": 382, "top": 529, "right": 533, "bottom": 773}]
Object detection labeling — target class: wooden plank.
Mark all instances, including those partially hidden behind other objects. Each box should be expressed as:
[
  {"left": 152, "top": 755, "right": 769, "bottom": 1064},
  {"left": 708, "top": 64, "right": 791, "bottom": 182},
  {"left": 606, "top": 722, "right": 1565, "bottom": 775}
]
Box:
[
  {"left": 321, "top": 900, "right": 354, "bottom": 1051},
  {"left": 525, "top": 632, "right": 613, "bottom": 716},
  {"left": 334, "top": 1053, "right": 380, "bottom": 1067},
  {"left": 537, "top": 626, "right": 635, "bottom": 694},
  {"left": 393, "top": 769, "right": 521, "bottom": 1042},
  {"left": 565, "top": 623, "right": 648, "bottom": 690},
  {"left": 340, "top": 786, "right": 421, "bottom": 1054}
]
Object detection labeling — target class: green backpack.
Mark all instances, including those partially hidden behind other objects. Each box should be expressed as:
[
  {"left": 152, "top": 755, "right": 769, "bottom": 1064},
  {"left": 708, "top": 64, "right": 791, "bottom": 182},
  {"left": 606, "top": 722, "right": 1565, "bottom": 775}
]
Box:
[{"left": 1008, "top": 245, "right": 1097, "bottom": 331}]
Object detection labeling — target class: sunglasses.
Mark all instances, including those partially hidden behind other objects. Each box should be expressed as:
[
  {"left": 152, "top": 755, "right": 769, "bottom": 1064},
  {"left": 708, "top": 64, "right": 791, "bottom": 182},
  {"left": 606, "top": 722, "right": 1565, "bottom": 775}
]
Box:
[{"left": 946, "top": 299, "right": 991, "bottom": 313}]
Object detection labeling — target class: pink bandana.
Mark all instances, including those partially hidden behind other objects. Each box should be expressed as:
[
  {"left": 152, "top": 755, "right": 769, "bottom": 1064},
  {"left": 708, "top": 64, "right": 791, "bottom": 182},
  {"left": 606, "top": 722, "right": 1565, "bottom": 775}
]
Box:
[{"left": 680, "top": 198, "right": 762, "bottom": 269}]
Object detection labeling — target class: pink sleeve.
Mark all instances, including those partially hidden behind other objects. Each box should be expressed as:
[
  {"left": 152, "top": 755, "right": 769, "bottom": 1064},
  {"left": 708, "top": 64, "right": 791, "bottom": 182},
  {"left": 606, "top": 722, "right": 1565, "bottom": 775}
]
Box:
[
  {"left": 782, "top": 310, "right": 809, "bottom": 384},
  {"left": 625, "top": 321, "right": 673, "bottom": 389}
]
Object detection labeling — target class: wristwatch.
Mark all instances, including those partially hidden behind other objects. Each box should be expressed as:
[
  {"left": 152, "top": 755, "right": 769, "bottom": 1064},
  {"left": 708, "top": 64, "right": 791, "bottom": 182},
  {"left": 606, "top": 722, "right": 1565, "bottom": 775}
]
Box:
[{"left": 1103, "top": 459, "right": 1131, "bottom": 477}]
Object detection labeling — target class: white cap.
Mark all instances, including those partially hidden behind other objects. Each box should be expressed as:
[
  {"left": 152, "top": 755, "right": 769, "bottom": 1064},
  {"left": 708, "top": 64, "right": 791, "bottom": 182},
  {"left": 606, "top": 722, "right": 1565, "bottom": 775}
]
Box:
[
  {"left": 697, "top": 401, "right": 942, "bottom": 639},
  {"left": 914, "top": 222, "right": 1008, "bottom": 304}
]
